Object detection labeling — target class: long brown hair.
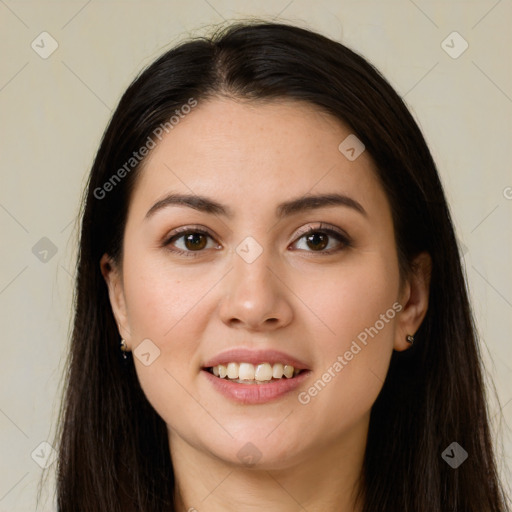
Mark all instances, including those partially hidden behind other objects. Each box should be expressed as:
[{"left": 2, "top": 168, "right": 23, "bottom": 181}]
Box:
[{"left": 50, "top": 21, "right": 510, "bottom": 511}]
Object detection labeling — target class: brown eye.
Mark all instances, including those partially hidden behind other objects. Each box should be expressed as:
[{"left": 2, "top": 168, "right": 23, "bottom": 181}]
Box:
[
  {"left": 291, "top": 225, "right": 351, "bottom": 254},
  {"left": 305, "top": 232, "right": 329, "bottom": 251},
  {"left": 164, "top": 228, "right": 220, "bottom": 257},
  {"left": 183, "top": 233, "right": 207, "bottom": 251}
]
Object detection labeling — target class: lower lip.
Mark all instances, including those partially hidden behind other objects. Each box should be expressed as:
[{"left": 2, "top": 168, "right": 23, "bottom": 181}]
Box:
[{"left": 202, "top": 369, "right": 311, "bottom": 404}]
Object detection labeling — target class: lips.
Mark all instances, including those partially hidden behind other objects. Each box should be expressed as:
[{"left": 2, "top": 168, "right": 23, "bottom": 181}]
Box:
[
  {"left": 201, "top": 348, "right": 311, "bottom": 404},
  {"left": 202, "top": 367, "right": 311, "bottom": 404}
]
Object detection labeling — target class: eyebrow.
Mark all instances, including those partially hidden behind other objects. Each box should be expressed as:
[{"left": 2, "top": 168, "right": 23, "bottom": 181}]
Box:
[{"left": 145, "top": 192, "right": 367, "bottom": 220}]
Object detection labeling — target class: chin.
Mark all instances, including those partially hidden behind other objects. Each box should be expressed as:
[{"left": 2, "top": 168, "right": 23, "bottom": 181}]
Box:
[{"left": 206, "top": 433, "right": 307, "bottom": 471}]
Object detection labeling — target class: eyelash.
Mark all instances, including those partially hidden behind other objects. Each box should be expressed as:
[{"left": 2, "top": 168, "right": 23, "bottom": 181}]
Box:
[{"left": 163, "top": 223, "right": 352, "bottom": 258}]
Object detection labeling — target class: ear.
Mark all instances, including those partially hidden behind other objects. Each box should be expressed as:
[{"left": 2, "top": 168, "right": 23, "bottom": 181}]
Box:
[
  {"left": 394, "top": 252, "right": 432, "bottom": 352},
  {"left": 100, "top": 253, "right": 132, "bottom": 345}
]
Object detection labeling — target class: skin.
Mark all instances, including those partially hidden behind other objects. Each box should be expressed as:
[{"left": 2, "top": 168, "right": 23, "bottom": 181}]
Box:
[{"left": 101, "top": 98, "right": 431, "bottom": 512}]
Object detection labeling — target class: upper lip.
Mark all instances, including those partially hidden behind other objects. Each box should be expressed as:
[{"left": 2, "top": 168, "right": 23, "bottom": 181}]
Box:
[{"left": 202, "top": 348, "right": 311, "bottom": 371}]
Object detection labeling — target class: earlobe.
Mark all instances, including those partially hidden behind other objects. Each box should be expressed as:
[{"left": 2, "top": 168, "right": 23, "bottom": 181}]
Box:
[
  {"left": 100, "top": 253, "right": 131, "bottom": 343},
  {"left": 394, "top": 252, "right": 432, "bottom": 352}
]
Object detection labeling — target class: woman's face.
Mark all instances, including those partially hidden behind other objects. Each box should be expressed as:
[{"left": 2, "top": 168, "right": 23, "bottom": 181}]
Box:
[{"left": 102, "top": 98, "right": 425, "bottom": 469}]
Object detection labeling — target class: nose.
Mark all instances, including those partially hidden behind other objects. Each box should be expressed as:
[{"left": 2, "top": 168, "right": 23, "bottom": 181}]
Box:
[{"left": 218, "top": 248, "right": 294, "bottom": 332}]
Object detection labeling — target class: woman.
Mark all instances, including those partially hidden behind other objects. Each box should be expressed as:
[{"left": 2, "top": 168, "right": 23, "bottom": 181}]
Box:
[{"left": 53, "top": 21, "right": 510, "bottom": 511}]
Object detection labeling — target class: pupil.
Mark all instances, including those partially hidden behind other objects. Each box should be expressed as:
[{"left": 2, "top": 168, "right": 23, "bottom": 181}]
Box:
[
  {"left": 185, "top": 233, "right": 206, "bottom": 250},
  {"left": 307, "top": 233, "right": 328, "bottom": 251}
]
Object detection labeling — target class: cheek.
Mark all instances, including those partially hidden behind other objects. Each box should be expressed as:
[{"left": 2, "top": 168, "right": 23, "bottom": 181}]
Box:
[
  {"left": 120, "top": 254, "right": 216, "bottom": 398},
  {"left": 121, "top": 254, "right": 217, "bottom": 422},
  {"left": 304, "top": 251, "right": 400, "bottom": 352},
  {"left": 122, "top": 253, "right": 217, "bottom": 341},
  {"left": 294, "top": 252, "right": 399, "bottom": 426}
]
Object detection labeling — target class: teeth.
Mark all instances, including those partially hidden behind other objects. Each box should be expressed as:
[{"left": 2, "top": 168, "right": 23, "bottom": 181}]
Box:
[
  {"left": 227, "top": 362, "right": 238, "bottom": 379},
  {"left": 238, "top": 362, "right": 255, "bottom": 380},
  {"left": 208, "top": 362, "right": 302, "bottom": 382},
  {"left": 218, "top": 364, "right": 227, "bottom": 378},
  {"left": 254, "top": 363, "right": 273, "bottom": 381},
  {"left": 283, "top": 365, "right": 294, "bottom": 378},
  {"left": 272, "top": 363, "right": 284, "bottom": 378}
]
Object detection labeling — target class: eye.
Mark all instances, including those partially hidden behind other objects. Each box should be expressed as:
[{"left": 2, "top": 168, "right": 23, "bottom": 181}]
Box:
[
  {"left": 291, "top": 224, "right": 351, "bottom": 254},
  {"left": 163, "top": 223, "right": 351, "bottom": 257},
  {"left": 164, "top": 227, "right": 220, "bottom": 256}
]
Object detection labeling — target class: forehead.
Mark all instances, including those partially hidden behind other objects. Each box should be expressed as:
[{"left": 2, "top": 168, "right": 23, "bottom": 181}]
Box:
[{"left": 129, "top": 97, "right": 387, "bottom": 220}]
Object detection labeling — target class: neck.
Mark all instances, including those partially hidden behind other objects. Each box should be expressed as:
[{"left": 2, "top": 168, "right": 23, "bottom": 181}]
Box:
[{"left": 169, "top": 415, "right": 368, "bottom": 512}]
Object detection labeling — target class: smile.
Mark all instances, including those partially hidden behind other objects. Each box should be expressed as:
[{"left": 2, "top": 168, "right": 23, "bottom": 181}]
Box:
[
  {"left": 206, "top": 362, "right": 303, "bottom": 384},
  {"left": 202, "top": 365, "right": 311, "bottom": 404}
]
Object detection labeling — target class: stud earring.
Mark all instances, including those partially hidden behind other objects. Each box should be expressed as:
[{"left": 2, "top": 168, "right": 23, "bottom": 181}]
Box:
[
  {"left": 406, "top": 334, "right": 415, "bottom": 345},
  {"left": 120, "top": 339, "right": 129, "bottom": 359}
]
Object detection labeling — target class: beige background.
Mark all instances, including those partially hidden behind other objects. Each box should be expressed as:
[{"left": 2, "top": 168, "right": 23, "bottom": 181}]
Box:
[{"left": 1, "top": 1, "right": 511, "bottom": 510}]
